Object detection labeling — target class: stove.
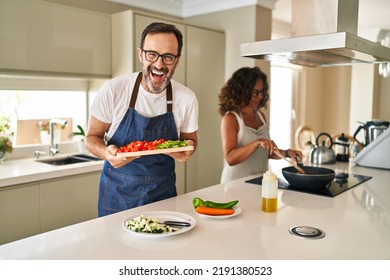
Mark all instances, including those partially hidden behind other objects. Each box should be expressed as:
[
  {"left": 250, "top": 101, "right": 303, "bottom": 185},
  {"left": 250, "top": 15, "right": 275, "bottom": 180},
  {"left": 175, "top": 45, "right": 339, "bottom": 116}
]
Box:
[{"left": 245, "top": 173, "right": 372, "bottom": 197}]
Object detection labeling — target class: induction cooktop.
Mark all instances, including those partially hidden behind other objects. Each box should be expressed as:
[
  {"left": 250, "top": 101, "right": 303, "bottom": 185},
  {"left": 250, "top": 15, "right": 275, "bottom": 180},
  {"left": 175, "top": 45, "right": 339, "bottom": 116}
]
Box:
[{"left": 245, "top": 173, "right": 372, "bottom": 197}]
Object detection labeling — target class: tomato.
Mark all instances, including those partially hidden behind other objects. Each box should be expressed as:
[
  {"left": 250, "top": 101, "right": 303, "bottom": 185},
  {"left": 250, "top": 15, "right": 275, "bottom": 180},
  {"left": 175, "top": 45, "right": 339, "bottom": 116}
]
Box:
[
  {"left": 117, "top": 139, "right": 168, "bottom": 153},
  {"left": 143, "top": 142, "right": 150, "bottom": 150},
  {"left": 128, "top": 141, "right": 142, "bottom": 151},
  {"left": 154, "top": 139, "right": 165, "bottom": 145},
  {"left": 118, "top": 147, "right": 129, "bottom": 153}
]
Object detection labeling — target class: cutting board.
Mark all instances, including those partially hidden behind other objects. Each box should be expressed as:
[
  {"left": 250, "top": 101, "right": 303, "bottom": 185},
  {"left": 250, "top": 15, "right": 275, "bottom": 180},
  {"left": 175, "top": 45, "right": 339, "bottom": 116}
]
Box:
[{"left": 116, "top": 146, "right": 194, "bottom": 157}]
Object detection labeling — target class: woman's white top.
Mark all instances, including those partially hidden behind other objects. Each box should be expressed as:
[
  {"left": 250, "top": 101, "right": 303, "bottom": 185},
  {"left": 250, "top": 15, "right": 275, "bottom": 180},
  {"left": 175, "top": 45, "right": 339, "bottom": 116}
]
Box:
[{"left": 220, "top": 111, "right": 270, "bottom": 183}]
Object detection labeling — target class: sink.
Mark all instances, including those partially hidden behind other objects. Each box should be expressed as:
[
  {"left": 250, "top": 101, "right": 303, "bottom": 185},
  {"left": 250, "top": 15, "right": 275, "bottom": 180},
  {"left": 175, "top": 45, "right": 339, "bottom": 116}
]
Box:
[
  {"left": 37, "top": 154, "right": 102, "bottom": 166},
  {"left": 70, "top": 154, "right": 102, "bottom": 161}
]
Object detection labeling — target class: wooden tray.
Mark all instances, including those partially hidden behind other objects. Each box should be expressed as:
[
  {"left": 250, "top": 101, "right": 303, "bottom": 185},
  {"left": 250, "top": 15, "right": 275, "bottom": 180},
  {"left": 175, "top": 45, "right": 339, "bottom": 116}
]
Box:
[{"left": 116, "top": 146, "right": 194, "bottom": 158}]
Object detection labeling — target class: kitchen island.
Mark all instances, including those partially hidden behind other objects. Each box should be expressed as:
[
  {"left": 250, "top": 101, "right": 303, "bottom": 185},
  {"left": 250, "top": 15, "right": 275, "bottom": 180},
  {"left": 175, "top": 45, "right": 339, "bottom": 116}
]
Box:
[{"left": 0, "top": 162, "right": 389, "bottom": 260}]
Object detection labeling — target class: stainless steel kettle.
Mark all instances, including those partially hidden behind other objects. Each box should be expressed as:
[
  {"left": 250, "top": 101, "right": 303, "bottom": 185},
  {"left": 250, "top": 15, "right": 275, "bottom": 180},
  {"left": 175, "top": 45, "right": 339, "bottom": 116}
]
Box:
[
  {"left": 309, "top": 132, "right": 336, "bottom": 164},
  {"left": 353, "top": 120, "right": 390, "bottom": 147}
]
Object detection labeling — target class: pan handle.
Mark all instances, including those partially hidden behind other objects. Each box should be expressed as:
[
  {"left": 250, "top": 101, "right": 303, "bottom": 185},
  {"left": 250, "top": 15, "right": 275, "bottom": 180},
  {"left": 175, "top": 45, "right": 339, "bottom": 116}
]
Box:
[{"left": 296, "top": 156, "right": 304, "bottom": 166}]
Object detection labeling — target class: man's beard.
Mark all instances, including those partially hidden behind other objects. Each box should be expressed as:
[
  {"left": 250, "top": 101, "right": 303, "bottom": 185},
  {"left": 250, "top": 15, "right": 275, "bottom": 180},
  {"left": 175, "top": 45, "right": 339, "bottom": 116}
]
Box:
[{"left": 143, "top": 65, "right": 175, "bottom": 93}]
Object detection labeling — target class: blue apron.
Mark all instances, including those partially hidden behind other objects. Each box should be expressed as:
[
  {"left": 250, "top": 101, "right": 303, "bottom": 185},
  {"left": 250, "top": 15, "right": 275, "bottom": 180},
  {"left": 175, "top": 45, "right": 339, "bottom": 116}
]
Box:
[{"left": 98, "top": 73, "right": 178, "bottom": 217}]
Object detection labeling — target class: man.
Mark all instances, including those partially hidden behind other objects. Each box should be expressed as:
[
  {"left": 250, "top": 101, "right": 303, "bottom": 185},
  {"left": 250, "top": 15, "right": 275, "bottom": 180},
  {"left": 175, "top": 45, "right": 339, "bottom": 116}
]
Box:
[{"left": 85, "top": 22, "right": 198, "bottom": 217}]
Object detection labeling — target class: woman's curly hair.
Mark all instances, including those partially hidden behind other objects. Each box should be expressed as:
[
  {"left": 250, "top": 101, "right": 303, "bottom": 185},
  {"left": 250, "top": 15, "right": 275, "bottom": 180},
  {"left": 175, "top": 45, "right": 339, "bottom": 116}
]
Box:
[{"left": 218, "top": 67, "right": 269, "bottom": 116}]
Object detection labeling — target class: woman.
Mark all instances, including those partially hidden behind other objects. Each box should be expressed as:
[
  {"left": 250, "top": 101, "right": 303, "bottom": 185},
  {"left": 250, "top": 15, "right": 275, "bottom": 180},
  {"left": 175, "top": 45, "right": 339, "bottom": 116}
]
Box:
[{"left": 218, "top": 67, "right": 302, "bottom": 183}]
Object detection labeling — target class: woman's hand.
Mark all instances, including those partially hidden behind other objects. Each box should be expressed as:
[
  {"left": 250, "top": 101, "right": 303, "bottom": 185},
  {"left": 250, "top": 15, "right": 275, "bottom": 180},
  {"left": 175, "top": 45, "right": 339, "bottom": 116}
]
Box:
[
  {"left": 256, "top": 139, "right": 303, "bottom": 161},
  {"left": 256, "top": 139, "right": 279, "bottom": 156},
  {"left": 286, "top": 149, "right": 303, "bottom": 161}
]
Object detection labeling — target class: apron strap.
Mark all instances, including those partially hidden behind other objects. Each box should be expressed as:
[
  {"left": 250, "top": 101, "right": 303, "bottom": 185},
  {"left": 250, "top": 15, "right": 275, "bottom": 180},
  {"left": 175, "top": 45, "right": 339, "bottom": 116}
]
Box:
[
  {"left": 166, "top": 82, "right": 173, "bottom": 113},
  {"left": 129, "top": 72, "right": 173, "bottom": 112},
  {"left": 129, "top": 72, "right": 143, "bottom": 109}
]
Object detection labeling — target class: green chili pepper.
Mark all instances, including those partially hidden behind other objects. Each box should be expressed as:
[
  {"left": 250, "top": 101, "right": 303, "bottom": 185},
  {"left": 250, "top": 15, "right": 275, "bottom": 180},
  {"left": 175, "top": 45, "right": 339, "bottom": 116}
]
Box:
[
  {"left": 204, "top": 200, "right": 239, "bottom": 209},
  {"left": 192, "top": 197, "right": 205, "bottom": 208},
  {"left": 192, "top": 197, "right": 239, "bottom": 209}
]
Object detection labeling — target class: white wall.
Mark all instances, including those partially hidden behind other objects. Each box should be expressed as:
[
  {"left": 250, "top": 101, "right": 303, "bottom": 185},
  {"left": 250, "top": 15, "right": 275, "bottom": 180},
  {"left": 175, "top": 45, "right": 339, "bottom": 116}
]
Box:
[
  {"left": 378, "top": 69, "right": 390, "bottom": 122},
  {"left": 185, "top": 6, "right": 259, "bottom": 79},
  {"left": 349, "top": 64, "right": 376, "bottom": 135}
]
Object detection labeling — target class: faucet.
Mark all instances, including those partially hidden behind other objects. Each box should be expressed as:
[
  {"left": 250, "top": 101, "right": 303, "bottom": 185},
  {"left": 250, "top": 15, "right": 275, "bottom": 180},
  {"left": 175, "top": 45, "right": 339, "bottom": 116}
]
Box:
[
  {"left": 34, "top": 150, "right": 47, "bottom": 160},
  {"left": 49, "top": 118, "right": 67, "bottom": 156}
]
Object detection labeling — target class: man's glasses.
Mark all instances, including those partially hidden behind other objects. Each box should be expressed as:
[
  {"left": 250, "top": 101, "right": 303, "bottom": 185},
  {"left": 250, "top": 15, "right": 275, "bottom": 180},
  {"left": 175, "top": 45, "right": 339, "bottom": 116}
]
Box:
[
  {"left": 252, "top": 86, "right": 268, "bottom": 97},
  {"left": 142, "top": 49, "right": 178, "bottom": 65}
]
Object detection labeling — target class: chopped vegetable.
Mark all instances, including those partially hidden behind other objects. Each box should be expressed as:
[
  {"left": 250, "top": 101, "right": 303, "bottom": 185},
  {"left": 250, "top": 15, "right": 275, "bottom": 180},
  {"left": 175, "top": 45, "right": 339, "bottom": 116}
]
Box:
[
  {"left": 117, "top": 139, "right": 189, "bottom": 153},
  {"left": 156, "top": 140, "right": 189, "bottom": 149},
  {"left": 195, "top": 206, "right": 235, "bottom": 216},
  {"left": 124, "top": 215, "right": 177, "bottom": 234}
]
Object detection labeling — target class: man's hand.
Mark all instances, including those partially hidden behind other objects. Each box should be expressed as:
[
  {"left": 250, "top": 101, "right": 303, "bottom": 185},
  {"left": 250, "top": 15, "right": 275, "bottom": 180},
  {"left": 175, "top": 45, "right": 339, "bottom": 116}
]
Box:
[
  {"left": 165, "top": 139, "right": 196, "bottom": 162},
  {"left": 105, "top": 145, "right": 140, "bottom": 168}
]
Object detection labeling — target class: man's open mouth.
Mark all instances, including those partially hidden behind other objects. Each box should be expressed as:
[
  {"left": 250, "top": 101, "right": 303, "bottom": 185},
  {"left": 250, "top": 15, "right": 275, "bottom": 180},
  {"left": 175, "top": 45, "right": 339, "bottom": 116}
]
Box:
[{"left": 151, "top": 68, "right": 167, "bottom": 81}]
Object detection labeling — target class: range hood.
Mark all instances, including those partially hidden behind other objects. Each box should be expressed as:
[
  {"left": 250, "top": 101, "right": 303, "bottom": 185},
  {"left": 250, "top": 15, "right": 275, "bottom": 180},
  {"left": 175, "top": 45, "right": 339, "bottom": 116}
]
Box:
[{"left": 241, "top": 0, "right": 390, "bottom": 67}]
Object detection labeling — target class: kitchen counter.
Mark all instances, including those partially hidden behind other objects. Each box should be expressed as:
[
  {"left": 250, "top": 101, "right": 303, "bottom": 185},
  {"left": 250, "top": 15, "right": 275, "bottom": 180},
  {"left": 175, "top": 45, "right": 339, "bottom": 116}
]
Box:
[
  {"left": 0, "top": 162, "right": 389, "bottom": 260},
  {"left": 0, "top": 153, "right": 104, "bottom": 188}
]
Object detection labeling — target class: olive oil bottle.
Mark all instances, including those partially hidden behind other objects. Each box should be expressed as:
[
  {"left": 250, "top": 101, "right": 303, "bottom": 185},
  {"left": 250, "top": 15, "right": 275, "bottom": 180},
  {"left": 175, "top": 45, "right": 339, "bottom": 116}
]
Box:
[{"left": 261, "top": 169, "right": 278, "bottom": 212}]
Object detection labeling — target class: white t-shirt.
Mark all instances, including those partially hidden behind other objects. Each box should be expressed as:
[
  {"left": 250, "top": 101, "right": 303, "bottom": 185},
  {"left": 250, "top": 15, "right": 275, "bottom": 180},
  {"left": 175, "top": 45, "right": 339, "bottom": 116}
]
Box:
[{"left": 90, "top": 73, "right": 199, "bottom": 142}]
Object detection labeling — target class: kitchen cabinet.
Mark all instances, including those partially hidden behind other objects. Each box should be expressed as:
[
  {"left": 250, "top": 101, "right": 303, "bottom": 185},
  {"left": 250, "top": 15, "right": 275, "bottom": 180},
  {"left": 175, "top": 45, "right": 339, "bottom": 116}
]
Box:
[
  {"left": 39, "top": 171, "right": 100, "bottom": 232},
  {"left": 0, "top": 171, "right": 100, "bottom": 245},
  {"left": 185, "top": 25, "right": 225, "bottom": 191},
  {"left": 0, "top": 0, "right": 111, "bottom": 77},
  {"left": 0, "top": 182, "right": 40, "bottom": 244}
]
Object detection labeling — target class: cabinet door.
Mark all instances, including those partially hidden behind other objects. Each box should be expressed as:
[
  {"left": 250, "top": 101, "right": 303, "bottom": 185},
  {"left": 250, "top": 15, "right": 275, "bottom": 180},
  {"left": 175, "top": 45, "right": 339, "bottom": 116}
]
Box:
[
  {"left": 0, "top": 182, "right": 40, "bottom": 245},
  {"left": 185, "top": 26, "right": 225, "bottom": 191},
  {"left": 0, "top": 0, "right": 111, "bottom": 76},
  {"left": 39, "top": 172, "right": 100, "bottom": 232},
  {"left": 111, "top": 10, "right": 135, "bottom": 77}
]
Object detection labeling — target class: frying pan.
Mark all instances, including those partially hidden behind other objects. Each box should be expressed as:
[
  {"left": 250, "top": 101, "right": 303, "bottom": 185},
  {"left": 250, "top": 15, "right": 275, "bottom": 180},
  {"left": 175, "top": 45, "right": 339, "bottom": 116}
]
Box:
[{"left": 282, "top": 166, "right": 335, "bottom": 190}]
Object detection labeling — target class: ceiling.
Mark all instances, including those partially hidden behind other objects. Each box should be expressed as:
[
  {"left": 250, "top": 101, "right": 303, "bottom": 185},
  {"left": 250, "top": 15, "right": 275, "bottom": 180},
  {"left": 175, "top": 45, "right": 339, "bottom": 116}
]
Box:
[{"left": 108, "top": 0, "right": 390, "bottom": 34}]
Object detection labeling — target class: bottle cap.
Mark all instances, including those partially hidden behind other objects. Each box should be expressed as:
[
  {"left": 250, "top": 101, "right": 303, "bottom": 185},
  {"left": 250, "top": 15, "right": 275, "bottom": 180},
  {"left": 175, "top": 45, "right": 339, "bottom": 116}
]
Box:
[{"left": 263, "top": 169, "right": 277, "bottom": 181}]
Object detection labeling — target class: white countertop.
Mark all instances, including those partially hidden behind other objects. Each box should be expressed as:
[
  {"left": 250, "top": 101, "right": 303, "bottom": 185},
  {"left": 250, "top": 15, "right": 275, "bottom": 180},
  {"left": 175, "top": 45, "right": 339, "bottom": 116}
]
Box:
[
  {"left": 0, "top": 153, "right": 104, "bottom": 188},
  {"left": 0, "top": 161, "right": 389, "bottom": 260}
]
